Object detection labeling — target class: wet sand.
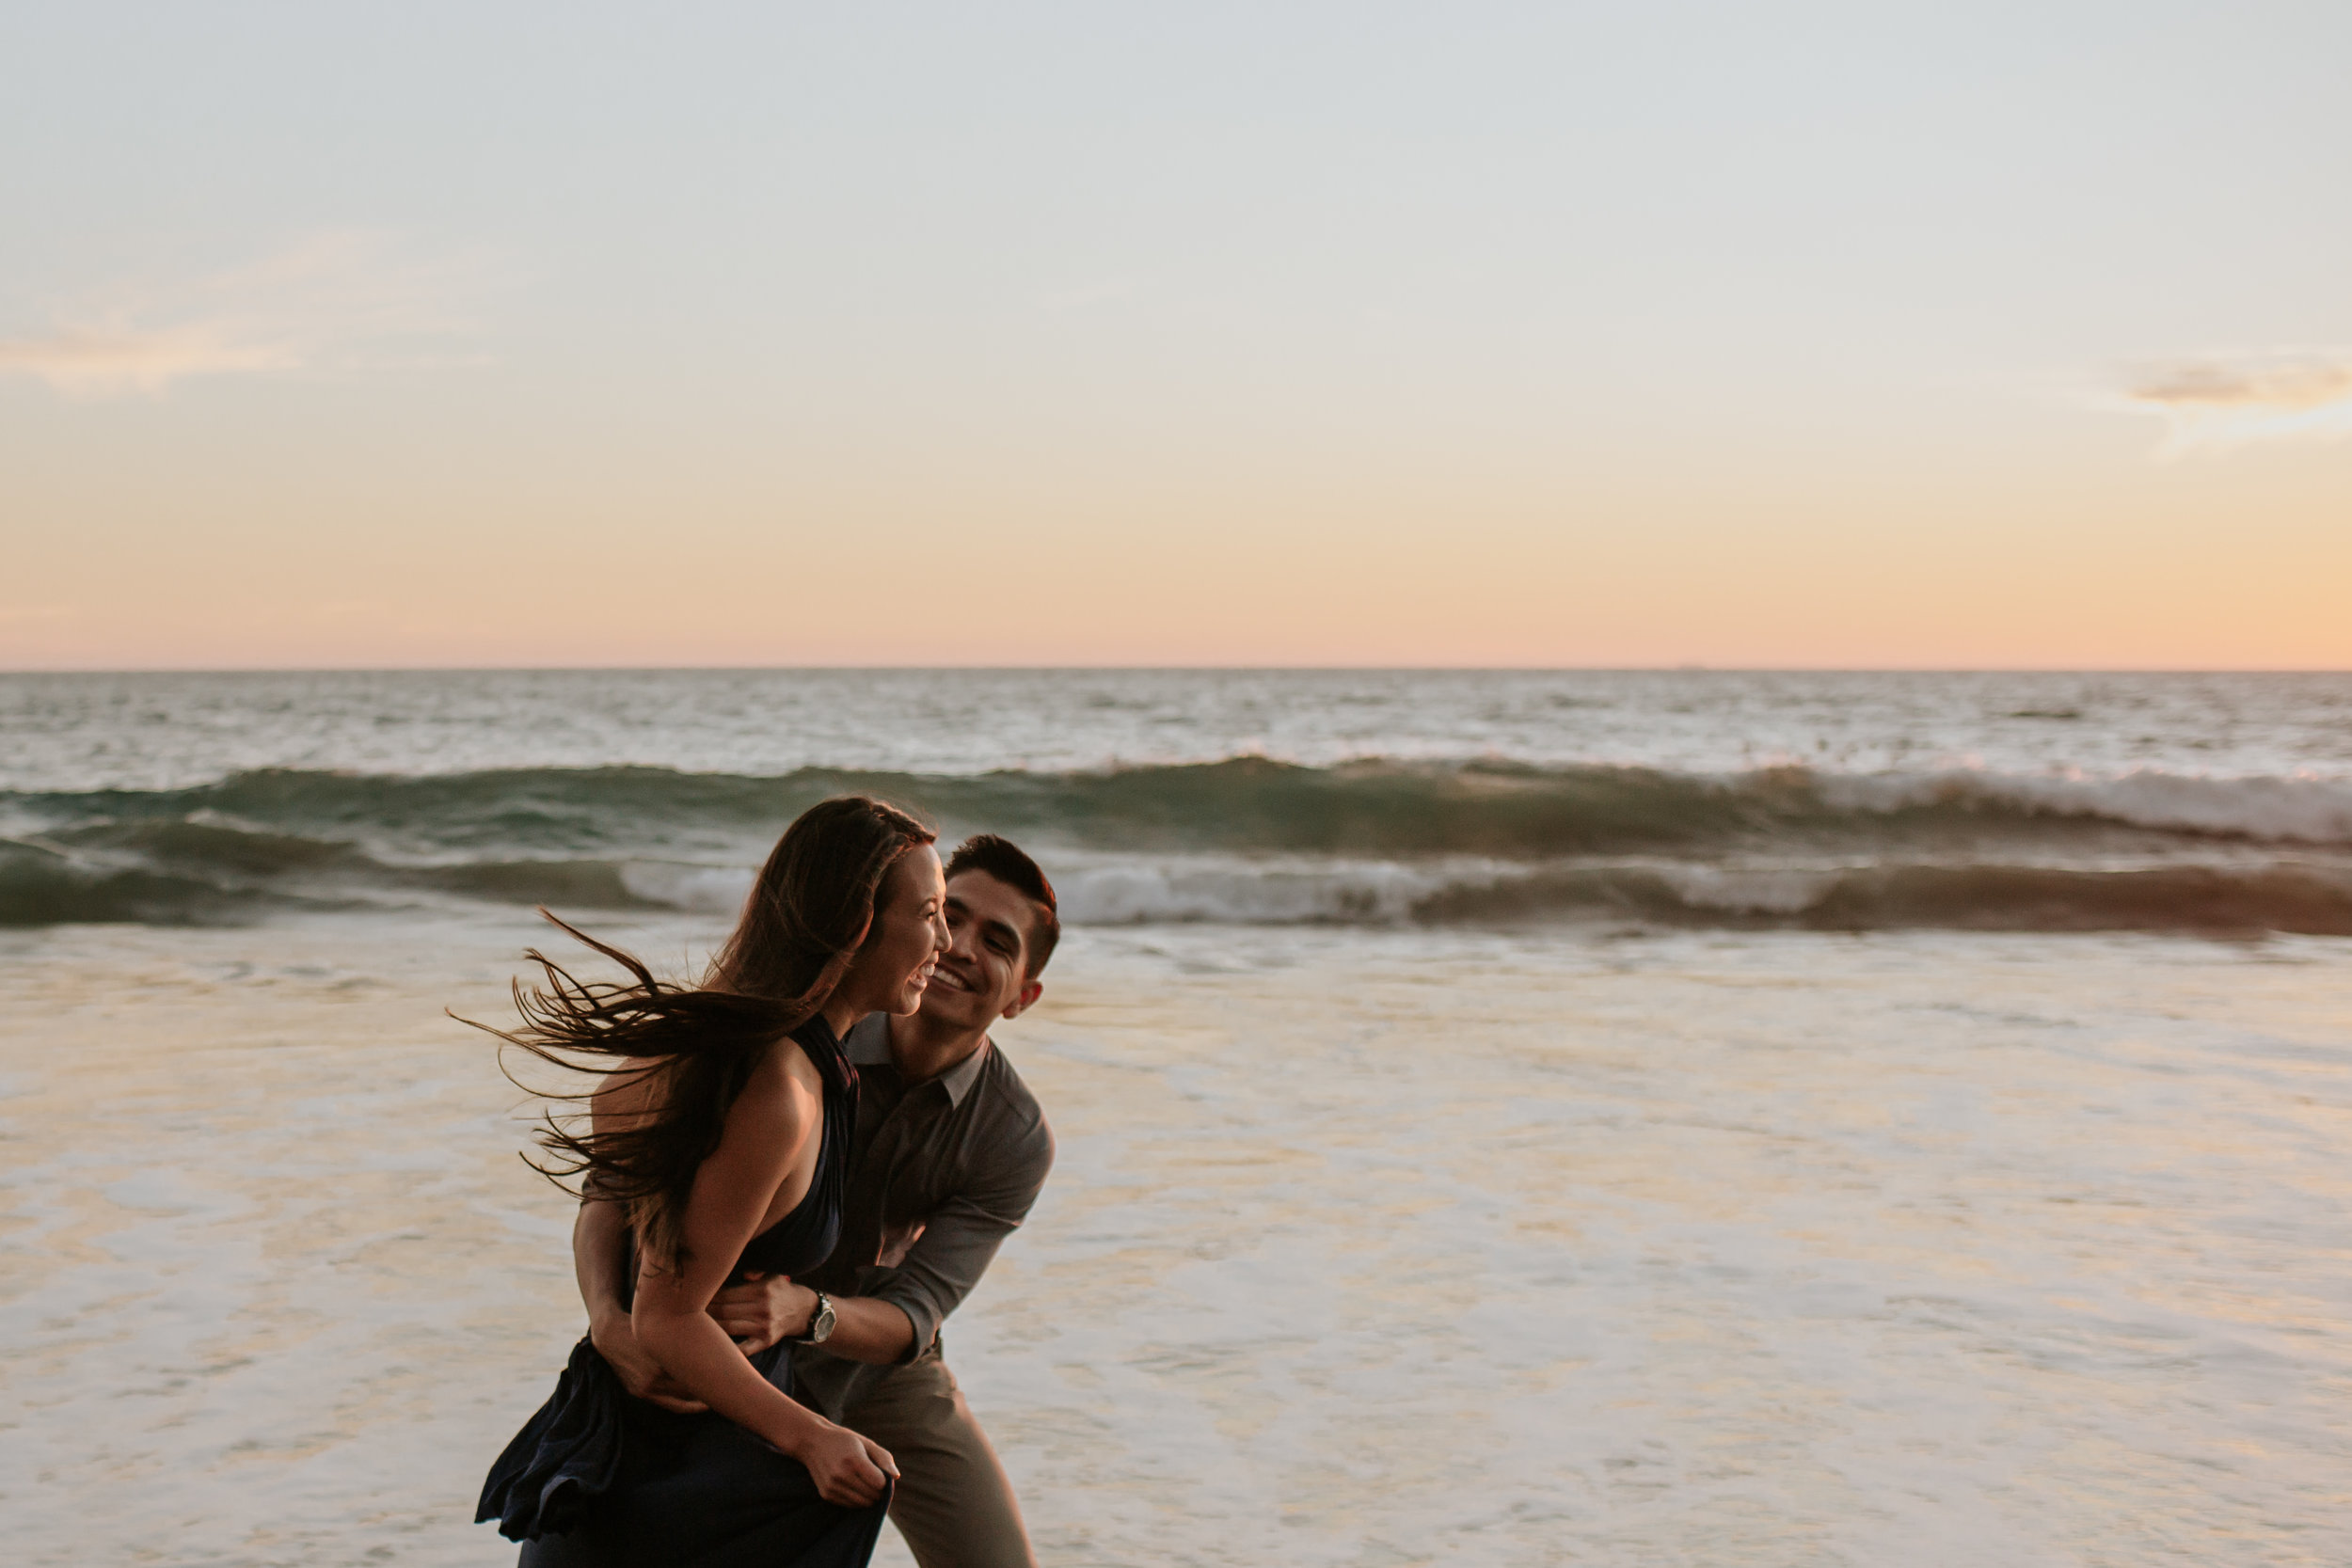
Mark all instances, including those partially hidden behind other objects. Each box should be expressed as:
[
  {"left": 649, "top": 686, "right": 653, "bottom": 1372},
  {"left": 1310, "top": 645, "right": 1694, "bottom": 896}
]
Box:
[{"left": 5, "top": 911, "right": 2350, "bottom": 1565}]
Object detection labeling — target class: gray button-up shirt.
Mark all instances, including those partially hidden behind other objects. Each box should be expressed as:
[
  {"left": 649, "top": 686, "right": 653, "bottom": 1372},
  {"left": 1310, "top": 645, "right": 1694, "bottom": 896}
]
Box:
[{"left": 801, "top": 1011, "right": 1054, "bottom": 1369}]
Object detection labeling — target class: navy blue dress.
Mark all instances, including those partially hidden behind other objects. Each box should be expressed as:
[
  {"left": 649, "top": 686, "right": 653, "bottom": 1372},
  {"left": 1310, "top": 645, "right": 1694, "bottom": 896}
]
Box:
[{"left": 479, "top": 1016, "right": 888, "bottom": 1568}]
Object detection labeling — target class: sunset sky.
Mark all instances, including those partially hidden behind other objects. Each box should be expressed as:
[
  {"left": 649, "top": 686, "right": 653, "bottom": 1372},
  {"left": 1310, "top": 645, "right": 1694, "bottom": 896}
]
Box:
[{"left": 5, "top": 2, "right": 2348, "bottom": 670}]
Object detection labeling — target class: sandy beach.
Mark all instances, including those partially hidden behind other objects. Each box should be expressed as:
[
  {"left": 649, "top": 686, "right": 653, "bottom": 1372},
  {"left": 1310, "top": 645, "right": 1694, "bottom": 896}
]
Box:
[{"left": 8, "top": 900, "right": 2348, "bottom": 1565}]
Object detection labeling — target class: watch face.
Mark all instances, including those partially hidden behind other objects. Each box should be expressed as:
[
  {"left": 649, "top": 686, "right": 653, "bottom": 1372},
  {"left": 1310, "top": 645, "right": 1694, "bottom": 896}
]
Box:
[{"left": 811, "top": 1298, "right": 836, "bottom": 1342}]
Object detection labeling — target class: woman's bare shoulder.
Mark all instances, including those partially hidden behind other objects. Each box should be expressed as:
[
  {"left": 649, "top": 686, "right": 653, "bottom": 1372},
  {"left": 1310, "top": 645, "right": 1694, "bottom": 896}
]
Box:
[
  {"left": 592, "top": 1057, "right": 661, "bottom": 1125},
  {"left": 776, "top": 1025, "right": 832, "bottom": 1081},
  {"left": 739, "top": 1035, "right": 825, "bottom": 1116}
]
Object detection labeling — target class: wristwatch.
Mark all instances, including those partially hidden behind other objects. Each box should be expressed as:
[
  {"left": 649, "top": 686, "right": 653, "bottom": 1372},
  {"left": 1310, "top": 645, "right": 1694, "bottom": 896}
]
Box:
[{"left": 797, "top": 1291, "right": 836, "bottom": 1345}]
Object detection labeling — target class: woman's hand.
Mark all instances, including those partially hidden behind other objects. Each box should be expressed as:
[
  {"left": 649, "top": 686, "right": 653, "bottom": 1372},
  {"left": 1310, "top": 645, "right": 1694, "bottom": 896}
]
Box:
[
  {"left": 590, "top": 1308, "right": 709, "bottom": 1415},
  {"left": 709, "top": 1272, "right": 817, "bottom": 1352},
  {"left": 792, "top": 1423, "right": 898, "bottom": 1508}
]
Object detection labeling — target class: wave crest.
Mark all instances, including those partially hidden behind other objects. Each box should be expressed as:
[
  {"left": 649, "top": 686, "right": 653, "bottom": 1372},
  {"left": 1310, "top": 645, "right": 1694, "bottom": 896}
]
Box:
[{"left": 7, "top": 758, "right": 2352, "bottom": 933}]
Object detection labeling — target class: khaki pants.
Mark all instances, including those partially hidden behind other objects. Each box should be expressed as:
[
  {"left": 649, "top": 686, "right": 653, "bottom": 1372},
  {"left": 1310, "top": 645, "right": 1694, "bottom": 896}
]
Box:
[{"left": 798, "top": 1347, "right": 1038, "bottom": 1568}]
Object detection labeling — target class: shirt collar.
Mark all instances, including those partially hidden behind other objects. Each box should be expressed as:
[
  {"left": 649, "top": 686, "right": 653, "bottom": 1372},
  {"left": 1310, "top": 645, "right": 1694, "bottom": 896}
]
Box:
[
  {"left": 844, "top": 1012, "right": 991, "bottom": 1106},
  {"left": 936, "top": 1038, "right": 991, "bottom": 1107}
]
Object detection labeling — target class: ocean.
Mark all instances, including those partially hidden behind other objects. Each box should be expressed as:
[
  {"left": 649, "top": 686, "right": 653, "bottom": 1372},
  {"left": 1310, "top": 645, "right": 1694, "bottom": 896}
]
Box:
[{"left": 4, "top": 669, "right": 2349, "bottom": 1565}]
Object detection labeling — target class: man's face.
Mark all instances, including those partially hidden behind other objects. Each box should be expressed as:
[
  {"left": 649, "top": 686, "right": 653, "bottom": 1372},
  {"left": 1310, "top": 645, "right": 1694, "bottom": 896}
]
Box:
[{"left": 918, "top": 870, "right": 1045, "bottom": 1031}]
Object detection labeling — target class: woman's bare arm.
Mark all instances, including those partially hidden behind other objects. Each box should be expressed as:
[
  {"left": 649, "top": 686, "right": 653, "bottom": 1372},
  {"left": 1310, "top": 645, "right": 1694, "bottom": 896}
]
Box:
[
  {"left": 575, "top": 1064, "right": 792, "bottom": 1403},
  {"left": 572, "top": 1064, "right": 709, "bottom": 1403},
  {"left": 628, "top": 1046, "right": 898, "bottom": 1506},
  {"left": 576, "top": 1197, "right": 708, "bottom": 1412}
]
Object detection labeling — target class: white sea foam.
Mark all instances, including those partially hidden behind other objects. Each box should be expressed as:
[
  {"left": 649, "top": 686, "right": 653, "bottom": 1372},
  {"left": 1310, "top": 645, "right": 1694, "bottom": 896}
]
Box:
[
  {"left": 1823, "top": 766, "right": 2352, "bottom": 844},
  {"left": 619, "top": 861, "right": 756, "bottom": 913},
  {"left": 1054, "top": 856, "right": 1462, "bottom": 926},
  {"left": 1651, "top": 863, "right": 1840, "bottom": 914}
]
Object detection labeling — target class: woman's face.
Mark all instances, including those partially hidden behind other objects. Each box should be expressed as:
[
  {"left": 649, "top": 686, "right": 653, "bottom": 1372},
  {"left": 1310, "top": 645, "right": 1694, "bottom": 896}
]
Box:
[{"left": 844, "top": 846, "right": 949, "bottom": 1016}]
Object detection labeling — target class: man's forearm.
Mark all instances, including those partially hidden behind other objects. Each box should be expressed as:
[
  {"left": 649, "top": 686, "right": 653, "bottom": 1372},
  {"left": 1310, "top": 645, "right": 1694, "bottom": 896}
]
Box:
[{"left": 815, "top": 1294, "right": 918, "bottom": 1365}]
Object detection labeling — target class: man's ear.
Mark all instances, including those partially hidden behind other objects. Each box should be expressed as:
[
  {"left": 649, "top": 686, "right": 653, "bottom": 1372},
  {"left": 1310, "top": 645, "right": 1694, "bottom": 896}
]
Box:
[{"left": 1000, "top": 977, "right": 1043, "bottom": 1020}]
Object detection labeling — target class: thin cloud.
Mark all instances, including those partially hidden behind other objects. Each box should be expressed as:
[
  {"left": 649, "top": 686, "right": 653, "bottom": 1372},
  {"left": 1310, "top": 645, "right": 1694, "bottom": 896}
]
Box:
[
  {"left": 2114, "top": 352, "right": 2352, "bottom": 457},
  {"left": 0, "top": 322, "right": 302, "bottom": 395},
  {"left": 0, "top": 232, "right": 502, "bottom": 398}
]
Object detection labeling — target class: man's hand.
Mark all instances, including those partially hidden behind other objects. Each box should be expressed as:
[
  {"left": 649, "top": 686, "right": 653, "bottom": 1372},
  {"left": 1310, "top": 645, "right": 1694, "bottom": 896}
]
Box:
[
  {"left": 709, "top": 1272, "right": 818, "bottom": 1353},
  {"left": 589, "top": 1308, "right": 709, "bottom": 1414}
]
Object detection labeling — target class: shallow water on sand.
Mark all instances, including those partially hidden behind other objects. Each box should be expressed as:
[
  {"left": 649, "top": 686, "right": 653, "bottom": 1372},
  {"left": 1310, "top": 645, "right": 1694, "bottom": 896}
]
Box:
[{"left": 4, "top": 912, "right": 2347, "bottom": 1566}]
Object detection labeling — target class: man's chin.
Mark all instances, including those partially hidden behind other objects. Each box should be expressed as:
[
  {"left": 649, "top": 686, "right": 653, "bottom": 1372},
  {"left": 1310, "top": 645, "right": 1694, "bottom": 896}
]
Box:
[{"left": 916, "top": 990, "right": 987, "bottom": 1028}]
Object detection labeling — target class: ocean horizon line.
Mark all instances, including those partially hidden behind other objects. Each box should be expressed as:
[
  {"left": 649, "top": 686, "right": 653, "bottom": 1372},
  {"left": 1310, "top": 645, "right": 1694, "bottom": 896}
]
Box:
[{"left": 8, "top": 662, "right": 2352, "bottom": 677}]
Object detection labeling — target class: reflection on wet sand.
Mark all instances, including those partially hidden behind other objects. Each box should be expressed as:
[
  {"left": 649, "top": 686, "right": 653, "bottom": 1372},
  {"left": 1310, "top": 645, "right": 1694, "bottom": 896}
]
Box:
[{"left": 5, "top": 912, "right": 2347, "bottom": 1565}]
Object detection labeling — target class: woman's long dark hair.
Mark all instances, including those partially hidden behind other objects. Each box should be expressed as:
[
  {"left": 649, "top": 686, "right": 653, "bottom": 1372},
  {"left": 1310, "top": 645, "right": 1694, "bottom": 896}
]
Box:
[{"left": 467, "top": 795, "right": 934, "bottom": 1269}]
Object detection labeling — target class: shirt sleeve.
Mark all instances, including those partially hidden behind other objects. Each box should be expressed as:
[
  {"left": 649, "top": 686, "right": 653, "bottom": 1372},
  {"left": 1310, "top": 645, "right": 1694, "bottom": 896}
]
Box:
[{"left": 857, "top": 1111, "right": 1054, "bottom": 1362}]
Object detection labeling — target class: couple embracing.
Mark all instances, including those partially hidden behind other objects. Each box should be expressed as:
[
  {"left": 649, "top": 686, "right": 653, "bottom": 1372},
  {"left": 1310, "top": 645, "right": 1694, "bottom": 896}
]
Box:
[{"left": 474, "top": 799, "right": 1059, "bottom": 1568}]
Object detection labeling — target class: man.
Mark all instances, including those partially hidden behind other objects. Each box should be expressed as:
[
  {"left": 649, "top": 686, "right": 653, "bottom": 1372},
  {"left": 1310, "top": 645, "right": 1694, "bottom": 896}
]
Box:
[{"left": 573, "top": 833, "right": 1059, "bottom": 1568}]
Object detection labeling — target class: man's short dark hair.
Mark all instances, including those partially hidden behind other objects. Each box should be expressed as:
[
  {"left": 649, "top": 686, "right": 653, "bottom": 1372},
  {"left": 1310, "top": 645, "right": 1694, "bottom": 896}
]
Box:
[{"left": 943, "top": 834, "right": 1060, "bottom": 977}]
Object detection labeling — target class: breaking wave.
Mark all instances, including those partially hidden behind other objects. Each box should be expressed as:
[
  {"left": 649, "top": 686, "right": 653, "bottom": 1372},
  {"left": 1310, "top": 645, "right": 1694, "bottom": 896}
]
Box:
[
  {"left": 1046, "top": 857, "right": 2352, "bottom": 934},
  {"left": 6, "top": 757, "right": 2352, "bottom": 933}
]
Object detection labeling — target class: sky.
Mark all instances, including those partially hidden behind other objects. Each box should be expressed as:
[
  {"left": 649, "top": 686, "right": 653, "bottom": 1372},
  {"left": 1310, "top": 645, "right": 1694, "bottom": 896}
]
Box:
[{"left": 3, "top": 1, "right": 2349, "bottom": 670}]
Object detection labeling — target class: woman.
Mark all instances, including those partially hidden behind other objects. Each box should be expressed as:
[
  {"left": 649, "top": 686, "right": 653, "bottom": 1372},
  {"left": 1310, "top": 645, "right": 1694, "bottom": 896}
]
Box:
[{"left": 473, "top": 796, "right": 949, "bottom": 1568}]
